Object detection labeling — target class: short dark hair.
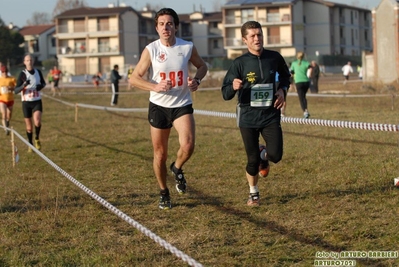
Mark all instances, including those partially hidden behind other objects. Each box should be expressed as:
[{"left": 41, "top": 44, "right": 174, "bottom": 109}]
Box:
[
  {"left": 155, "top": 8, "right": 179, "bottom": 27},
  {"left": 241, "top": 21, "right": 262, "bottom": 37},
  {"left": 114, "top": 64, "right": 118, "bottom": 69}
]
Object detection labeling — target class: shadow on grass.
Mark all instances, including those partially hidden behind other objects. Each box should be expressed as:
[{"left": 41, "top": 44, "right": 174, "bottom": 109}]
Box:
[
  {"left": 173, "top": 186, "right": 390, "bottom": 267},
  {"left": 48, "top": 126, "right": 153, "bottom": 161}
]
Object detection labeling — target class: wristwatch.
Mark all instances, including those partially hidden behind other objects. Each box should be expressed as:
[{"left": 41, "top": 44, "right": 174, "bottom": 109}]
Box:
[{"left": 194, "top": 77, "right": 201, "bottom": 85}]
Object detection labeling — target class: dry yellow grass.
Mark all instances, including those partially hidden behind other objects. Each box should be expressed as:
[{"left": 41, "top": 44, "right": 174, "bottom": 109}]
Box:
[{"left": 0, "top": 76, "right": 398, "bottom": 266}]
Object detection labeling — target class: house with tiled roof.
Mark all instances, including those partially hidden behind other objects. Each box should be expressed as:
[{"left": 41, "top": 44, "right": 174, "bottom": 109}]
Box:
[{"left": 19, "top": 24, "right": 56, "bottom": 63}]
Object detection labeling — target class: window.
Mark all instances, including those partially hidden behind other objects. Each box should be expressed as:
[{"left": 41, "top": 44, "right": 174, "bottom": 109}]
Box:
[
  {"left": 74, "top": 39, "right": 86, "bottom": 53},
  {"left": 98, "top": 17, "right": 109, "bottom": 31},
  {"left": 242, "top": 9, "right": 254, "bottom": 22},
  {"left": 74, "top": 19, "right": 85, "bottom": 32},
  {"left": 213, "top": 40, "right": 219, "bottom": 48},
  {"left": 75, "top": 58, "right": 86, "bottom": 75},
  {"left": 268, "top": 8, "right": 280, "bottom": 22},
  {"left": 98, "top": 38, "right": 110, "bottom": 52}
]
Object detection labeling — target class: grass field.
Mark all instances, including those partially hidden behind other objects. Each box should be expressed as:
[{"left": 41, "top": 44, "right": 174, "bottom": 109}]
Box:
[{"left": 0, "top": 77, "right": 398, "bottom": 267}]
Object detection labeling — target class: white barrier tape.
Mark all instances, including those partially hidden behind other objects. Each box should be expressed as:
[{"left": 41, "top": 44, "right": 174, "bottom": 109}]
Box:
[
  {"left": 7, "top": 128, "right": 203, "bottom": 267},
  {"left": 42, "top": 95, "right": 399, "bottom": 132},
  {"left": 44, "top": 88, "right": 397, "bottom": 97},
  {"left": 194, "top": 109, "right": 236, "bottom": 118},
  {"left": 194, "top": 109, "right": 399, "bottom": 132},
  {"left": 24, "top": 96, "right": 399, "bottom": 132},
  {"left": 280, "top": 116, "right": 399, "bottom": 132},
  {"left": 76, "top": 103, "right": 148, "bottom": 113}
]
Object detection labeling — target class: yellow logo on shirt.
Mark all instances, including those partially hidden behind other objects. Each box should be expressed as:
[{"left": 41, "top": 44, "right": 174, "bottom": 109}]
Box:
[{"left": 246, "top": 72, "right": 257, "bottom": 84}]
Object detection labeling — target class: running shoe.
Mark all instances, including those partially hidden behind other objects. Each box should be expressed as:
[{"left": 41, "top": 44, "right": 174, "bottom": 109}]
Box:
[
  {"left": 259, "top": 160, "right": 270, "bottom": 178},
  {"left": 35, "top": 139, "right": 41, "bottom": 150},
  {"left": 159, "top": 194, "right": 172, "bottom": 210},
  {"left": 170, "top": 162, "right": 187, "bottom": 194},
  {"left": 247, "top": 192, "right": 260, "bottom": 206}
]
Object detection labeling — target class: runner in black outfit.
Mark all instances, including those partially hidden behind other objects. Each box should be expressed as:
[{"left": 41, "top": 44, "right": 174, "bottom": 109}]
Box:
[{"left": 221, "top": 21, "right": 291, "bottom": 206}]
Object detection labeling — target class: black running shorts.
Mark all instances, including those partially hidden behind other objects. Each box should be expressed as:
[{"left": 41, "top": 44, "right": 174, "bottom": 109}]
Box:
[
  {"left": 148, "top": 102, "right": 193, "bottom": 129},
  {"left": 22, "top": 100, "right": 43, "bottom": 118}
]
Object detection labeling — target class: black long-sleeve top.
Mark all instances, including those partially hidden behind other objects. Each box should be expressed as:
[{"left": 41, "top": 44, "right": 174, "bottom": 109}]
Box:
[{"left": 221, "top": 49, "right": 291, "bottom": 128}]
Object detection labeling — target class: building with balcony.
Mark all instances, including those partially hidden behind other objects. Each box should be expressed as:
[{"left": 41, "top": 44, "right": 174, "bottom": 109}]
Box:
[
  {"left": 19, "top": 24, "right": 56, "bottom": 63},
  {"left": 54, "top": 6, "right": 146, "bottom": 77},
  {"left": 222, "top": 0, "right": 372, "bottom": 59},
  {"left": 179, "top": 12, "right": 226, "bottom": 63},
  {"left": 54, "top": 5, "right": 225, "bottom": 77}
]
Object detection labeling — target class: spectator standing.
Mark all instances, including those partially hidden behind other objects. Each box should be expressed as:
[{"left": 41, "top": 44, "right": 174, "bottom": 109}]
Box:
[
  {"left": 110, "top": 64, "right": 122, "bottom": 106},
  {"left": 14, "top": 54, "right": 46, "bottom": 152},
  {"left": 290, "top": 52, "right": 311, "bottom": 118},
  {"left": 130, "top": 8, "right": 208, "bottom": 210},
  {"left": 310, "top": 60, "right": 320, "bottom": 94},
  {"left": 221, "top": 21, "right": 290, "bottom": 206}
]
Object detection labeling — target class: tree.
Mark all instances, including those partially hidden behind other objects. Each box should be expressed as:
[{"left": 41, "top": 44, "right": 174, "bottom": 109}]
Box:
[
  {"left": 0, "top": 18, "right": 24, "bottom": 66},
  {"left": 26, "top": 12, "right": 52, "bottom": 25},
  {"left": 52, "top": 0, "right": 88, "bottom": 18}
]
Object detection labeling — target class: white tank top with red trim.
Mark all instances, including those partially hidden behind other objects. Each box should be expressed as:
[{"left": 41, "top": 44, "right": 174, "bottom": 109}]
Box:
[
  {"left": 21, "top": 69, "right": 42, "bottom": 102},
  {"left": 147, "top": 38, "right": 193, "bottom": 108}
]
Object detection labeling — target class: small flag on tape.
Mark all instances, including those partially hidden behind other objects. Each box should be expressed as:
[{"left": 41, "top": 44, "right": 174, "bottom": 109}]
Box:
[
  {"left": 394, "top": 178, "right": 399, "bottom": 187},
  {"left": 14, "top": 145, "right": 19, "bottom": 163}
]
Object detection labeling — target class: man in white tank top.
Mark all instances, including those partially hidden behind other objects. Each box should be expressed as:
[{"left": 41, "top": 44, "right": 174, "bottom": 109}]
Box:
[
  {"left": 130, "top": 8, "right": 208, "bottom": 210},
  {"left": 14, "top": 54, "right": 46, "bottom": 152}
]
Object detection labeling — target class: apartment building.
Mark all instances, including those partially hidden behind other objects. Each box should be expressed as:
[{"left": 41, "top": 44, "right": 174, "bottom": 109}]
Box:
[
  {"left": 222, "top": 0, "right": 372, "bottom": 59},
  {"left": 53, "top": 5, "right": 226, "bottom": 77},
  {"left": 179, "top": 12, "right": 226, "bottom": 62},
  {"left": 19, "top": 24, "right": 56, "bottom": 63},
  {"left": 54, "top": 5, "right": 146, "bottom": 76}
]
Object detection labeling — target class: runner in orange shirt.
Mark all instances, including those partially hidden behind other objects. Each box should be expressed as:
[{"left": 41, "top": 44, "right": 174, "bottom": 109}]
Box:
[
  {"left": 0, "top": 65, "right": 16, "bottom": 135},
  {"left": 50, "top": 65, "right": 62, "bottom": 96}
]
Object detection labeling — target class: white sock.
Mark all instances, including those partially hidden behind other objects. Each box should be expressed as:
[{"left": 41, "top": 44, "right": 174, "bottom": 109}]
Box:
[{"left": 249, "top": 185, "right": 259, "bottom": 194}]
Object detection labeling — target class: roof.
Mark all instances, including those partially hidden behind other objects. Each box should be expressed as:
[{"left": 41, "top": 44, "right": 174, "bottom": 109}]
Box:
[
  {"left": 19, "top": 24, "right": 55, "bottom": 36},
  {"left": 224, "top": 0, "right": 372, "bottom": 11},
  {"left": 55, "top": 6, "right": 137, "bottom": 19},
  {"left": 180, "top": 12, "right": 222, "bottom": 23},
  {"left": 224, "top": 0, "right": 293, "bottom": 5}
]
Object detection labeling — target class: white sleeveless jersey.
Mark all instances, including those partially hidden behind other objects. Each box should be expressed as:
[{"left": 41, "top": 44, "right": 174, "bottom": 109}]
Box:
[
  {"left": 21, "top": 69, "right": 42, "bottom": 102},
  {"left": 147, "top": 38, "right": 193, "bottom": 108}
]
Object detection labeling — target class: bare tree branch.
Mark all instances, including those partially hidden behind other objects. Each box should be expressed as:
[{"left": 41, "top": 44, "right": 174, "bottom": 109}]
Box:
[
  {"left": 52, "top": 0, "right": 88, "bottom": 18},
  {"left": 26, "top": 12, "right": 52, "bottom": 25}
]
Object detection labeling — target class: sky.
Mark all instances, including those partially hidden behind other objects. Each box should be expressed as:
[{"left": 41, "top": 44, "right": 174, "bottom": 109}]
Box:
[{"left": 0, "top": 0, "right": 382, "bottom": 28}]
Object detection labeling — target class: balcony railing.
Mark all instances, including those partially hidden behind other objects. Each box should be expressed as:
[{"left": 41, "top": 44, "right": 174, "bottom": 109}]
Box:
[
  {"left": 225, "top": 36, "right": 290, "bottom": 47},
  {"left": 225, "top": 14, "right": 291, "bottom": 25},
  {"left": 59, "top": 45, "right": 119, "bottom": 55},
  {"left": 57, "top": 24, "right": 118, "bottom": 34}
]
